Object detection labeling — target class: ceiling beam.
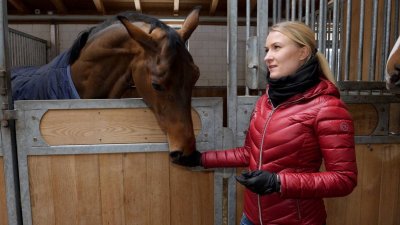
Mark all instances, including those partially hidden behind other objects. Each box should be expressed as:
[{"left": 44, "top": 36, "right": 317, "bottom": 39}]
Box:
[
  {"left": 7, "top": 0, "right": 29, "bottom": 13},
  {"left": 173, "top": 0, "right": 179, "bottom": 15},
  {"left": 209, "top": 0, "right": 219, "bottom": 16},
  {"left": 50, "top": 0, "right": 68, "bottom": 14},
  {"left": 93, "top": 0, "right": 106, "bottom": 14},
  {"left": 134, "top": 0, "right": 142, "bottom": 12}
]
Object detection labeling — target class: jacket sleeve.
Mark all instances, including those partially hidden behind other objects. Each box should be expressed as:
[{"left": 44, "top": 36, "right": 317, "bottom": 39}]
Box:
[
  {"left": 200, "top": 95, "right": 268, "bottom": 169},
  {"left": 279, "top": 98, "right": 357, "bottom": 198},
  {"left": 201, "top": 134, "right": 251, "bottom": 169}
]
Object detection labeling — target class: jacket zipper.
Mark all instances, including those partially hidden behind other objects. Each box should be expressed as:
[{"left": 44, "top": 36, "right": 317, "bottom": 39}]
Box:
[
  {"left": 257, "top": 107, "right": 275, "bottom": 225},
  {"left": 256, "top": 97, "right": 306, "bottom": 225},
  {"left": 296, "top": 200, "right": 302, "bottom": 221}
]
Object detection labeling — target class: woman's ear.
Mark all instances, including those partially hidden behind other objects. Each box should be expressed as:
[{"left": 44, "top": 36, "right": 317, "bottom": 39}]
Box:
[{"left": 299, "top": 46, "right": 311, "bottom": 61}]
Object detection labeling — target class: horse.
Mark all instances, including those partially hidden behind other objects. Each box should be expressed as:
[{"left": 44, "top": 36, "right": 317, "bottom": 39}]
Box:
[
  {"left": 386, "top": 36, "right": 400, "bottom": 93},
  {"left": 11, "top": 7, "right": 202, "bottom": 165}
]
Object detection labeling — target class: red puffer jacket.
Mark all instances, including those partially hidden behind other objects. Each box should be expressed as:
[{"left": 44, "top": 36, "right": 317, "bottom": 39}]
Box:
[{"left": 201, "top": 79, "right": 357, "bottom": 225}]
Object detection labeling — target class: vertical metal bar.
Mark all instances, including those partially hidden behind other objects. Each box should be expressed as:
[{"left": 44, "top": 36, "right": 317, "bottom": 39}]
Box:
[
  {"left": 369, "top": 0, "right": 378, "bottom": 81},
  {"left": 245, "top": 0, "right": 250, "bottom": 95},
  {"left": 357, "top": 0, "right": 365, "bottom": 81},
  {"left": 277, "top": 0, "right": 282, "bottom": 22},
  {"left": 298, "top": 0, "right": 302, "bottom": 21},
  {"left": 273, "top": 0, "right": 277, "bottom": 24},
  {"left": 227, "top": 2, "right": 237, "bottom": 224},
  {"left": 305, "top": 0, "right": 310, "bottom": 25},
  {"left": 311, "top": 0, "right": 315, "bottom": 31},
  {"left": 286, "top": 0, "right": 290, "bottom": 21},
  {"left": 291, "top": 0, "right": 296, "bottom": 21},
  {"left": 227, "top": 0, "right": 237, "bottom": 148},
  {"left": 395, "top": 0, "right": 399, "bottom": 38},
  {"left": 337, "top": 0, "right": 344, "bottom": 81},
  {"left": 318, "top": 0, "right": 327, "bottom": 55},
  {"left": 257, "top": 0, "right": 268, "bottom": 90},
  {"left": 381, "top": 0, "right": 391, "bottom": 81},
  {"left": 0, "top": 0, "right": 22, "bottom": 225},
  {"left": 344, "top": 0, "right": 352, "bottom": 81},
  {"left": 331, "top": 0, "right": 339, "bottom": 79}
]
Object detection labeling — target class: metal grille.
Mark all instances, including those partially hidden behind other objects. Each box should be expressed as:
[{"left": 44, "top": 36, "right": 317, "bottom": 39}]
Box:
[{"left": 8, "top": 28, "right": 48, "bottom": 68}]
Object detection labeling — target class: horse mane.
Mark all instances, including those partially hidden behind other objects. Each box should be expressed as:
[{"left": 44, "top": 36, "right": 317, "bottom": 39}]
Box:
[{"left": 68, "top": 11, "right": 179, "bottom": 64}]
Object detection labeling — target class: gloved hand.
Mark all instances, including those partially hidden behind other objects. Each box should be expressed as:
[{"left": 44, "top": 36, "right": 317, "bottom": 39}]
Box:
[
  {"left": 170, "top": 150, "right": 202, "bottom": 167},
  {"left": 235, "top": 170, "right": 280, "bottom": 195}
]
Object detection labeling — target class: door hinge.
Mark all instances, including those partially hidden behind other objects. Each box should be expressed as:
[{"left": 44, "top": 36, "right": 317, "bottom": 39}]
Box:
[{"left": 1, "top": 109, "right": 18, "bottom": 127}]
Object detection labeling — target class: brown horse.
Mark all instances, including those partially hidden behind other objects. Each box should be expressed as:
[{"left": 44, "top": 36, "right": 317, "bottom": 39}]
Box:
[
  {"left": 11, "top": 8, "right": 201, "bottom": 163},
  {"left": 386, "top": 36, "right": 400, "bottom": 93}
]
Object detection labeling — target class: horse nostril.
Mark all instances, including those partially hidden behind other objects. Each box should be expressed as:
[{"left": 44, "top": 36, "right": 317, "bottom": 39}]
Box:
[
  {"left": 390, "top": 74, "right": 400, "bottom": 84},
  {"left": 169, "top": 151, "right": 182, "bottom": 160}
]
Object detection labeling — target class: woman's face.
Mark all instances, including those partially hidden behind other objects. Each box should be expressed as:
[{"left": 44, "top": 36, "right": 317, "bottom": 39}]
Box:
[{"left": 264, "top": 31, "right": 309, "bottom": 79}]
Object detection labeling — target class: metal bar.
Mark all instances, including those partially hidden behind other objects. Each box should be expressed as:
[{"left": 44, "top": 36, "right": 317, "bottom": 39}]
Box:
[
  {"left": 305, "top": 0, "right": 310, "bottom": 25},
  {"left": 395, "top": 0, "right": 399, "bottom": 38},
  {"left": 257, "top": 0, "right": 268, "bottom": 90},
  {"left": 337, "top": 0, "right": 344, "bottom": 81},
  {"left": 344, "top": 0, "right": 352, "bottom": 81},
  {"left": 0, "top": 0, "right": 22, "bottom": 224},
  {"left": 286, "top": 0, "right": 290, "bottom": 21},
  {"left": 311, "top": 0, "right": 315, "bottom": 31},
  {"left": 381, "top": 0, "right": 391, "bottom": 81},
  {"left": 8, "top": 14, "right": 257, "bottom": 23},
  {"left": 331, "top": 0, "right": 339, "bottom": 79},
  {"left": 368, "top": 0, "right": 378, "bottom": 81},
  {"left": 291, "top": 0, "right": 296, "bottom": 21},
  {"left": 318, "top": 0, "right": 327, "bottom": 55},
  {"left": 298, "top": 0, "right": 302, "bottom": 21},
  {"left": 227, "top": 0, "right": 238, "bottom": 203},
  {"left": 277, "top": 0, "right": 282, "bottom": 22},
  {"left": 245, "top": 0, "right": 250, "bottom": 95},
  {"left": 273, "top": 0, "right": 277, "bottom": 24},
  {"left": 357, "top": 0, "right": 365, "bottom": 81}
]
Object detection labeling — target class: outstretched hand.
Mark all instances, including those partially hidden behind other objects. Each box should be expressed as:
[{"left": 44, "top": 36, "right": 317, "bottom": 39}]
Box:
[
  {"left": 235, "top": 170, "right": 280, "bottom": 195},
  {"left": 170, "top": 150, "right": 202, "bottom": 167}
]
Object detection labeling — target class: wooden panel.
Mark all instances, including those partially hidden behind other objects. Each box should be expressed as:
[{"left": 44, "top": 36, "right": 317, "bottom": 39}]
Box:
[
  {"left": 28, "top": 152, "right": 215, "bottom": 225},
  {"left": 325, "top": 144, "right": 400, "bottom": 225},
  {"left": 0, "top": 157, "right": 8, "bottom": 225},
  {"left": 170, "top": 164, "right": 214, "bottom": 225},
  {"left": 40, "top": 108, "right": 201, "bottom": 145},
  {"left": 347, "top": 104, "right": 378, "bottom": 135}
]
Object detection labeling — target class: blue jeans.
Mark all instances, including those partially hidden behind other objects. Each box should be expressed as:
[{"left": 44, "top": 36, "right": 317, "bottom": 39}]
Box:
[{"left": 240, "top": 213, "right": 255, "bottom": 225}]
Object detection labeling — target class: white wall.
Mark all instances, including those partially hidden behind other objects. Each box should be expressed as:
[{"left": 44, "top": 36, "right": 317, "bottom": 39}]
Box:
[{"left": 9, "top": 23, "right": 256, "bottom": 87}]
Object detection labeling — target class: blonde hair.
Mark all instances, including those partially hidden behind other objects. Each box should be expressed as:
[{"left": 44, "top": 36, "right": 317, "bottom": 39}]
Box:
[{"left": 269, "top": 21, "right": 336, "bottom": 85}]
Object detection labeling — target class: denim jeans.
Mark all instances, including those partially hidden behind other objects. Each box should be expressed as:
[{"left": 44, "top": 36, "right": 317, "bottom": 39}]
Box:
[{"left": 240, "top": 213, "right": 255, "bottom": 225}]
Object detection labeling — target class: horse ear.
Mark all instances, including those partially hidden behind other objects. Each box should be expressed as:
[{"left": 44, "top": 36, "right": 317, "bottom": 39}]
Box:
[
  {"left": 117, "top": 16, "right": 158, "bottom": 52},
  {"left": 177, "top": 6, "right": 201, "bottom": 41}
]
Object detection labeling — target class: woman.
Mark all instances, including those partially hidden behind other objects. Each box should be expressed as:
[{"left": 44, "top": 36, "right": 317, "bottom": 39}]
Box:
[{"left": 173, "top": 21, "right": 357, "bottom": 225}]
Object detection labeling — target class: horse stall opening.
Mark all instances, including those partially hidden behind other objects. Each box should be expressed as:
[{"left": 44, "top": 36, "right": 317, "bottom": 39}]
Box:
[{"left": 14, "top": 98, "right": 224, "bottom": 225}]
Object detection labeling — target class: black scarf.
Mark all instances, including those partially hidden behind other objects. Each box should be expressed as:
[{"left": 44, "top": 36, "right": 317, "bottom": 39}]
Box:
[{"left": 266, "top": 55, "right": 321, "bottom": 107}]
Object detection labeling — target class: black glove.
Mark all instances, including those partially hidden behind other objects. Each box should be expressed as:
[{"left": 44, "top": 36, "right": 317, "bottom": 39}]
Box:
[
  {"left": 235, "top": 170, "right": 280, "bottom": 195},
  {"left": 170, "top": 150, "right": 202, "bottom": 167}
]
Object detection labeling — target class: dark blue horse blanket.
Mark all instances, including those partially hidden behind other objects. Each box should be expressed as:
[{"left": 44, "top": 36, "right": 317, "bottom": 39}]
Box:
[{"left": 11, "top": 50, "right": 80, "bottom": 100}]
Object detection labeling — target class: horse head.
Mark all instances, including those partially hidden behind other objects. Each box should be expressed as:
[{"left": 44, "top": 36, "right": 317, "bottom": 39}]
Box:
[
  {"left": 386, "top": 36, "right": 400, "bottom": 93},
  {"left": 70, "top": 8, "right": 200, "bottom": 161}
]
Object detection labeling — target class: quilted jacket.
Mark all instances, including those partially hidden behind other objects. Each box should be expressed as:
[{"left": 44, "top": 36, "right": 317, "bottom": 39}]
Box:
[{"left": 201, "top": 78, "right": 357, "bottom": 225}]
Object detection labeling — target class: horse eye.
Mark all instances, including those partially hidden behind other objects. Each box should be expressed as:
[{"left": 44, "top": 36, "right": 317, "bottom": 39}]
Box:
[{"left": 152, "top": 83, "right": 165, "bottom": 91}]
